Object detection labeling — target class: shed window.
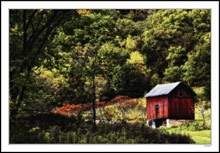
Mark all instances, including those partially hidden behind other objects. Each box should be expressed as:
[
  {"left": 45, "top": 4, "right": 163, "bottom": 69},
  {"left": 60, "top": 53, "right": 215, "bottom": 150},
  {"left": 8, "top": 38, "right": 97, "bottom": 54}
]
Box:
[{"left": 179, "top": 92, "right": 183, "bottom": 98}]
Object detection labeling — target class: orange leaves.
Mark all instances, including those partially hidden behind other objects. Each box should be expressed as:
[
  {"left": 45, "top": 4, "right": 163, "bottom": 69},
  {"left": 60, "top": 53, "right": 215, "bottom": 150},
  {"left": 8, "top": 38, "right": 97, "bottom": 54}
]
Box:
[
  {"left": 51, "top": 96, "right": 138, "bottom": 117},
  {"left": 109, "top": 96, "right": 130, "bottom": 105},
  {"left": 96, "top": 101, "right": 106, "bottom": 107},
  {"left": 52, "top": 103, "right": 94, "bottom": 116},
  {"left": 52, "top": 104, "right": 83, "bottom": 117},
  {"left": 82, "top": 103, "right": 92, "bottom": 111}
]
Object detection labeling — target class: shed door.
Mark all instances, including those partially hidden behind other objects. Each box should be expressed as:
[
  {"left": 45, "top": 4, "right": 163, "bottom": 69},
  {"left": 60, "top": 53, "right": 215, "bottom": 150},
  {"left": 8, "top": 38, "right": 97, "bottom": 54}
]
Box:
[{"left": 155, "top": 105, "right": 159, "bottom": 119}]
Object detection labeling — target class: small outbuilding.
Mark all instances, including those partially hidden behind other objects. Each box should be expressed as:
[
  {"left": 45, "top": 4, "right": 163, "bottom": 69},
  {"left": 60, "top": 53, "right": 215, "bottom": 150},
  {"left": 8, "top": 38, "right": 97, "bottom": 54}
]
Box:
[{"left": 145, "top": 81, "right": 196, "bottom": 128}]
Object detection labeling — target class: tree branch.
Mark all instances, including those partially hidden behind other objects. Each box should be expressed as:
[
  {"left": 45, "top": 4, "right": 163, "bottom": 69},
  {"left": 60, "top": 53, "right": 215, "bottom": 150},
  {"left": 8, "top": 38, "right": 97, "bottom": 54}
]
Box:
[
  {"left": 26, "top": 10, "right": 37, "bottom": 32},
  {"left": 27, "top": 11, "right": 57, "bottom": 53},
  {"left": 23, "top": 10, "right": 27, "bottom": 53},
  {"left": 34, "top": 11, "right": 67, "bottom": 56}
]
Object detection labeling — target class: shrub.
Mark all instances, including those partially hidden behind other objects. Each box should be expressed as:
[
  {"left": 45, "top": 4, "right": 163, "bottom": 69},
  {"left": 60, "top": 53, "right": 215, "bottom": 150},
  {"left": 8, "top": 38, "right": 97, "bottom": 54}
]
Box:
[{"left": 51, "top": 96, "right": 132, "bottom": 117}]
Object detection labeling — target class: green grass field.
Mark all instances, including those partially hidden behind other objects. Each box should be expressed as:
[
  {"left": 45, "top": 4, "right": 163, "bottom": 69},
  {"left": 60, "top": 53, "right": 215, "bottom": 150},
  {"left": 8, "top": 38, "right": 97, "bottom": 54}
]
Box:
[{"left": 160, "top": 127, "right": 211, "bottom": 144}]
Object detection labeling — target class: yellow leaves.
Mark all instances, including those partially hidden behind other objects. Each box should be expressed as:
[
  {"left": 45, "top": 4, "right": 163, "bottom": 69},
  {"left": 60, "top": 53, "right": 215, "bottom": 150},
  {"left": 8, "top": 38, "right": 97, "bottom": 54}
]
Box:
[
  {"left": 127, "top": 51, "right": 149, "bottom": 76},
  {"left": 125, "top": 35, "right": 136, "bottom": 50},
  {"left": 200, "top": 10, "right": 207, "bottom": 16},
  {"left": 10, "top": 24, "right": 18, "bottom": 32},
  {"left": 115, "top": 36, "right": 126, "bottom": 47},
  {"left": 41, "top": 70, "right": 54, "bottom": 78},
  {"left": 127, "top": 51, "right": 144, "bottom": 65},
  {"left": 77, "top": 9, "right": 91, "bottom": 16},
  {"left": 100, "top": 43, "right": 111, "bottom": 51},
  {"left": 34, "top": 66, "right": 67, "bottom": 89},
  {"left": 64, "top": 36, "right": 70, "bottom": 41},
  {"left": 202, "top": 32, "right": 211, "bottom": 44},
  {"left": 143, "top": 30, "right": 152, "bottom": 42},
  {"left": 29, "top": 126, "right": 40, "bottom": 133}
]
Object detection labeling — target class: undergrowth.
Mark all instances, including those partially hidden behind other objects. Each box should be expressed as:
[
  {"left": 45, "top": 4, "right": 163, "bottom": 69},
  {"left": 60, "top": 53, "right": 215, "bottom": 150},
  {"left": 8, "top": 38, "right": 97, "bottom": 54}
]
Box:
[{"left": 10, "top": 113, "right": 194, "bottom": 144}]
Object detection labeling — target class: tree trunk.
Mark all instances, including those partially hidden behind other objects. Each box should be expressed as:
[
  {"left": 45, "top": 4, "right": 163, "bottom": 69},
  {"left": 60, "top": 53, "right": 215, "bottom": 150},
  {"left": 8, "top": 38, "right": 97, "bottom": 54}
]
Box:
[
  {"left": 10, "top": 11, "right": 28, "bottom": 118},
  {"left": 11, "top": 68, "right": 31, "bottom": 118},
  {"left": 201, "top": 108, "right": 206, "bottom": 129},
  {"left": 11, "top": 86, "right": 26, "bottom": 118}
]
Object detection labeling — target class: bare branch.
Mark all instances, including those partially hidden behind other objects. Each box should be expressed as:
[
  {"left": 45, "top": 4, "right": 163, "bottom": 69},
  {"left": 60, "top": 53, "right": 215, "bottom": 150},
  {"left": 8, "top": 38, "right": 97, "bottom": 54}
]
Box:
[{"left": 26, "top": 10, "right": 37, "bottom": 31}]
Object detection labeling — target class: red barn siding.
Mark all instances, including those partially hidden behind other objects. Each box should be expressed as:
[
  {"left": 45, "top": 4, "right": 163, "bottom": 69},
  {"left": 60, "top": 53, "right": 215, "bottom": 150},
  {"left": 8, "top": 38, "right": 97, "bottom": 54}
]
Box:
[
  {"left": 168, "top": 85, "right": 194, "bottom": 119},
  {"left": 146, "top": 96, "right": 168, "bottom": 120}
]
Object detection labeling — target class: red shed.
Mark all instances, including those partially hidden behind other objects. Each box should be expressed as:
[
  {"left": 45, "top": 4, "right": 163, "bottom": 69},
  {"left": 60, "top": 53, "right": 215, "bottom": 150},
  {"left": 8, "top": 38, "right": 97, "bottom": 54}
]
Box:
[{"left": 145, "top": 81, "right": 196, "bottom": 127}]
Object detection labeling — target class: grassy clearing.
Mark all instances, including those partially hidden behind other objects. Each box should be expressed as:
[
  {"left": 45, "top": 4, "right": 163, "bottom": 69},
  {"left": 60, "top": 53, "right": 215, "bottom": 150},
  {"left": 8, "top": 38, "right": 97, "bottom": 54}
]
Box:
[
  {"left": 160, "top": 126, "right": 211, "bottom": 144},
  {"left": 188, "top": 131, "right": 211, "bottom": 144}
]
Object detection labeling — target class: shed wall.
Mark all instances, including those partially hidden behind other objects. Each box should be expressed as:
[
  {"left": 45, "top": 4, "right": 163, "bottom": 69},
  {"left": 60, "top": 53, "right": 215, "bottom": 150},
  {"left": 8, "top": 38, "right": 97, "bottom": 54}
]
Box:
[
  {"left": 168, "top": 85, "right": 195, "bottom": 119},
  {"left": 146, "top": 96, "right": 168, "bottom": 120}
]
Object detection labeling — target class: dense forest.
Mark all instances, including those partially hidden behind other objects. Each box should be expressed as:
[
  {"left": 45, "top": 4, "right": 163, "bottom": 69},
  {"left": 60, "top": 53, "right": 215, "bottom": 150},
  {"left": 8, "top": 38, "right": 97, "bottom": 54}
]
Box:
[{"left": 9, "top": 9, "right": 211, "bottom": 144}]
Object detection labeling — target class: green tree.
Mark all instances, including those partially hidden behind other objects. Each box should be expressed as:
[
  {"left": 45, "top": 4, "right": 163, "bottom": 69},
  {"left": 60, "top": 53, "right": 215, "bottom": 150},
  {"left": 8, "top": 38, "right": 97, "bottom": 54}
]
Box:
[
  {"left": 183, "top": 10, "right": 211, "bottom": 88},
  {"left": 9, "top": 9, "right": 75, "bottom": 117},
  {"left": 142, "top": 9, "right": 196, "bottom": 78},
  {"left": 111, "top": 64, "right": 148, "bottom": 98},
  {"left": 141, "top": 9, "right": 210, "bottom": 95},
  {"left": 163, "top": 46, "right": 186, "bottom": 82},
  {"left": 96, "top": 43, "right": 129, "bottom": 100}
]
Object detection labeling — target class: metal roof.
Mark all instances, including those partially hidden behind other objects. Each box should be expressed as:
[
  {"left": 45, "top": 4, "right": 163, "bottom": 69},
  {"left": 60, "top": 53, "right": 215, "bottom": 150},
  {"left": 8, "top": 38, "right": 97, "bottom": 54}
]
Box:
[{"left": 145, "top": 81, "right": 183, "bottom": 98}]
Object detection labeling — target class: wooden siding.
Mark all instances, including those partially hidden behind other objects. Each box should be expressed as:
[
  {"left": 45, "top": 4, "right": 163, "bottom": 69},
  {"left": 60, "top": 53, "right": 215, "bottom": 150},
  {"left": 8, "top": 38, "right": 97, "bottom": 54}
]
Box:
[
  {"left": 146, "top": 96, "right": 168, "bottom": 120},
  {"left": 168, "top": 85, "right": 194, "bottom": 119}
]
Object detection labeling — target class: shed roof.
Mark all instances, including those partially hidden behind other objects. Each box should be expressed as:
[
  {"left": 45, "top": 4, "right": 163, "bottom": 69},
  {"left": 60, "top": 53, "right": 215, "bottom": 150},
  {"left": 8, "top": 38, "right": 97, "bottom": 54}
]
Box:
[{"left": 144, "top": 81, "right": 196, "bottom": 98}]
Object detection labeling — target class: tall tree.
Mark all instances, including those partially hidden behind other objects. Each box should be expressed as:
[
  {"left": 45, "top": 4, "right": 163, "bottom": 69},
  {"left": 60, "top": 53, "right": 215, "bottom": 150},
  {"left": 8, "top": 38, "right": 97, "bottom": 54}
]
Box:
[{"left": 9, "top": 10, "right": 75, "bottom": 117}]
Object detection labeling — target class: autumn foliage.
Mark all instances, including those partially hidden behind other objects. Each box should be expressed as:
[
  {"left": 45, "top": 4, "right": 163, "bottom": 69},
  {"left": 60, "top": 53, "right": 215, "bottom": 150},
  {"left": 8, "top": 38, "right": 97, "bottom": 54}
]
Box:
[{"left": 52, "top": 96, "right": 138, "bottom": 117}]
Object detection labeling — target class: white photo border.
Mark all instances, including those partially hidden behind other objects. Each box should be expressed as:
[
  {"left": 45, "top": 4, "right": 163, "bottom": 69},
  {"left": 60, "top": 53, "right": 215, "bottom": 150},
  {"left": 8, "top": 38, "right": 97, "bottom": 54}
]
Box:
[{"left": 1, "top": 1, "right": 219, "bottom": 152}]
